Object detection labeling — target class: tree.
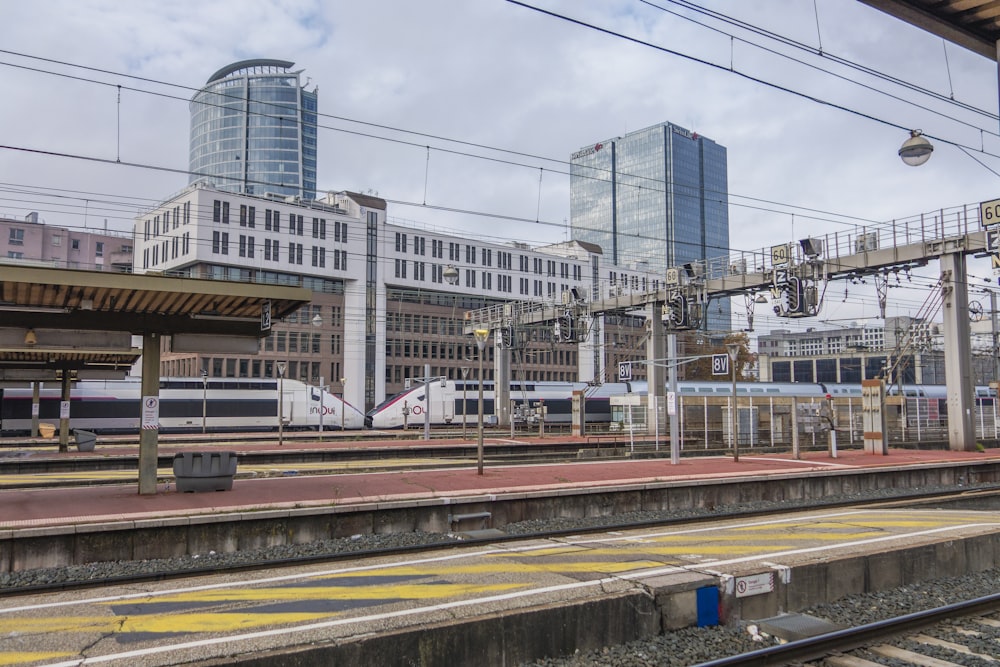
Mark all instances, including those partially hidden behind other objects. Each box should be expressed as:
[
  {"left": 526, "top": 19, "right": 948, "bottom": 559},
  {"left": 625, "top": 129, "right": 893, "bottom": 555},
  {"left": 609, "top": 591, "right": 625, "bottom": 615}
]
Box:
[{"left": 682, "top": 331, "right": 755, "bottom": 381}]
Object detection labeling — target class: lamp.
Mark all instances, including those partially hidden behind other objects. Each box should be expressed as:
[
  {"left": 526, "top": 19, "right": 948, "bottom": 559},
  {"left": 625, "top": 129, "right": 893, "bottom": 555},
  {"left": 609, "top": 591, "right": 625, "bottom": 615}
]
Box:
[
  {"left": 726, "top": 342, "right": 741, "bottom": 463},
  {"left": 473, "top": 328, "right": 490, "bottom": 475},
  {"left": 799, "top": 238, "right": 823, "bottom": 259},
  {"left": 899, "top": 130, "right": 933, "bottom": 167},
  {"left": 443, "top": 265, "right": 459, "bottom": 286},
  {"left": 754, "top": 293, "right": 769, "bottom": 304},
  {"left": 340, "top": 376, "right": 347, "bottom": 431},
  {"left": 24, "top": 329, "right": 37, "bottom": 346},
  {"left": 276, "top": 361, "right": 286, "bottom": 447}
]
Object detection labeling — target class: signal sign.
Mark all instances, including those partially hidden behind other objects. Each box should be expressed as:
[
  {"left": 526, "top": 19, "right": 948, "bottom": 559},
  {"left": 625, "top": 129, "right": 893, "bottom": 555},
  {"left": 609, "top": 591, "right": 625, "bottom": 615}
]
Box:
[
  {"left": 980, "top": 197, "right": 1000, "bottom": 227},
  {"left": 618, "top": 362, "right": 632, "bottom": 382},
  {"left": 711, "top": 354, "right": 730, "bottom": 376}
]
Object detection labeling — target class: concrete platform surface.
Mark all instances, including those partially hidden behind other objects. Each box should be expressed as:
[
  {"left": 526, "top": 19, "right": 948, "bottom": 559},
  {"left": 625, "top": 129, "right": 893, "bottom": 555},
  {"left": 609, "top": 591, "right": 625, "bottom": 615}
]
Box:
[{"left": 1, "top": 440, "right": 998, "bottom": 529}]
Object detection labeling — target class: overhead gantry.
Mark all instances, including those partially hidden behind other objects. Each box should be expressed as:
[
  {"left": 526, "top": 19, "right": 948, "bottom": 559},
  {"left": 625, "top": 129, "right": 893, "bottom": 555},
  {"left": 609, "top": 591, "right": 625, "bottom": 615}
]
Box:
[
  {"left": 0, "top": 264, "right": 312, "bottom": 494},
  {"left": 465, "top": 204, "right": 994, "bottom": 453}
]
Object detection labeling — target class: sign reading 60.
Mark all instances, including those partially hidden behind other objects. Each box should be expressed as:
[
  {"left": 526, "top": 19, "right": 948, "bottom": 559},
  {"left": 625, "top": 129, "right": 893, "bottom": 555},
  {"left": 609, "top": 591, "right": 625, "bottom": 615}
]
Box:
[{"left": 980, "top": 198, "right": 1000, "bottom": 228}]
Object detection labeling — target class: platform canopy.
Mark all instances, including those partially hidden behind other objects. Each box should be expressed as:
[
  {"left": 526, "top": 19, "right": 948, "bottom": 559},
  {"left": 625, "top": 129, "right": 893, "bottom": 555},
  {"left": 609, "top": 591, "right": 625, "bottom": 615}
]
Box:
[
  {"left": 859, "top": 0, "right": 1000, "bottom": 59},
  {"left": 0, "top": 264, "right": 312, "bottom": 379}
]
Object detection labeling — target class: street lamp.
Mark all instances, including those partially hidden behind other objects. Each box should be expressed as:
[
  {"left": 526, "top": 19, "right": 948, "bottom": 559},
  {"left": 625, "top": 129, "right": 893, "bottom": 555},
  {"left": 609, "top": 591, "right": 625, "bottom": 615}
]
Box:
[
  {"left": 460, "top": 365, "right": 470, "bottom": 439},
  {"left": 473, "top": 328, "right": 490, "bottom": 475},
  {"left": 340, "top": 377, "right": 346, "bottom": 431},
  {"left": 276, "top": 361, "right": 286, "bottom": 447},
  {"left": 726, "top": 342, "right": 740, "bottom": 462},
  {"left": 201, "top": 369, "right": 208, "bottom": 434},
  {"left": 899, "top": 129, "right": 933, "bottom": 167}
]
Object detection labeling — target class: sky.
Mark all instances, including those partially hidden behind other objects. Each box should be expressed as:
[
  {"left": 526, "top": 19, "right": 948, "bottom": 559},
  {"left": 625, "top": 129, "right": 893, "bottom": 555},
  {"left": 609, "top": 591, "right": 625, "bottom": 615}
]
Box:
[{"left": 2, "top": 0, "right": 1000, "bottom": 335}]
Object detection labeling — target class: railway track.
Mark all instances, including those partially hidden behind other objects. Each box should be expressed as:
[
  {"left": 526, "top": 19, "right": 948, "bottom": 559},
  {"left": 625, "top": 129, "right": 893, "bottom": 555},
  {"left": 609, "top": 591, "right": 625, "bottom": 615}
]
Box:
[{"left": 694, "top": 593, "right": 1000, "bottom": 666}]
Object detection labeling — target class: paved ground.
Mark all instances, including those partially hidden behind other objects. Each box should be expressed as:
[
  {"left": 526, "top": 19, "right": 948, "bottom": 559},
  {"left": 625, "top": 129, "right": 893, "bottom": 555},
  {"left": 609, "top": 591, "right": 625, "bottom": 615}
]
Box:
[{"left": 1, "top": 438, "right": 997, "bottom": 529}]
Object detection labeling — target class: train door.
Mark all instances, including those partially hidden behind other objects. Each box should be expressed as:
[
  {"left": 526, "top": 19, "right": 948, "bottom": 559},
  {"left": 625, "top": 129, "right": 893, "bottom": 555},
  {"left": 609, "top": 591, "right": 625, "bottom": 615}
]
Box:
[{"left": 437, "top": 382, "right": 455, "bottom": 424}]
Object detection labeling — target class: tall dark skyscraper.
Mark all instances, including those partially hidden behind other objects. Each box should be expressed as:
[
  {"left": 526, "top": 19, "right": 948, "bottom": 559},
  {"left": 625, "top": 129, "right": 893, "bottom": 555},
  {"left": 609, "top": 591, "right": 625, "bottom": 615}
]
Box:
[
  {"left": 570, "top": 121, "right": 730, "bottom": 330},
  {"left": 189, "top": 59, "right": 318, "bottom": 200}
]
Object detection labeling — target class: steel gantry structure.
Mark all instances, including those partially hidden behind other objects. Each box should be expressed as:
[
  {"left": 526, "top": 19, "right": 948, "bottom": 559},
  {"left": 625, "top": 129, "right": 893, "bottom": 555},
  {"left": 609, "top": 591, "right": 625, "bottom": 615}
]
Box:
[{"left": 465, "top": 202, "right": 999, "bottom": 454}]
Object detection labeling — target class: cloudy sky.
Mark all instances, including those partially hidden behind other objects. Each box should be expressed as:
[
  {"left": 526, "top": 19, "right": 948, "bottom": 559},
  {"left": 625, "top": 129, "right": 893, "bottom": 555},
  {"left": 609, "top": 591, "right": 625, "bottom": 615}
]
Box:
[{"left": 2, "top": 0, "right": 999, "bottom": 332}]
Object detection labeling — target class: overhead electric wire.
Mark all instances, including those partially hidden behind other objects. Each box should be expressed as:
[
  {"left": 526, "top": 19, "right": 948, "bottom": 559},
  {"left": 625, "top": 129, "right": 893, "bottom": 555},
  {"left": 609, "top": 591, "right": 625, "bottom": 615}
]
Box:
[
  {"left": 505, "top": 0, "right": 1000, "bottom": 161},
  {"left": 648, "top": 0, "right": 998, "bottom": 123}
]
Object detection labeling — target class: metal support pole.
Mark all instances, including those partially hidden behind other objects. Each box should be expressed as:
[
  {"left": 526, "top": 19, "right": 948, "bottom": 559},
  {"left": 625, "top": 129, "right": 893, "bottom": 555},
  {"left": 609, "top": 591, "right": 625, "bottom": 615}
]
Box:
[
  {"left": 461, "top": 366, "right": 469, "bottom": 439},
  {"left": 319, "top": 375, "right": 324, "bottom": 440},
  {"left": 30, "top": 381, "right": 39, "bottom": 438},
  {"left": 277, "top": 361, "right": 286, "bottom": 447},
  {"left": 992, "top": 290, "right": 999, "bottom": 383},
  {"left": 424, "top": 363, "right": 431, "bottom": 441},
  {"left": 201, "top": 370, "right": 208, "bottom": 434},
  {"left": 474, "top": 329, "right": 489, "bottom": 475},
  {"left": 727, "top": 342, "right": 740, "bottom": 462}
]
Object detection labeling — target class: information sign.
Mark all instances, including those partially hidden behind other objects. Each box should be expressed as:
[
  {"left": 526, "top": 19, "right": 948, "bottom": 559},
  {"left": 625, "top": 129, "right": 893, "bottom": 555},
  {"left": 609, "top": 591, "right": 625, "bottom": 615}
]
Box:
[
  {"left": 618, "top": 361, "right": 632, "bottom": 382},
  {"left": 261, "top": 301, "right": 272, "bottom": 331},
  {"left": 711, "top": 353, "right": 730, "bottom": 376},
  {"left": 771, "top": 243, "right": 790, "bottom": 267},
  {"left": 980, "top": 197, "right": 1000, "bottom": 227},
  {"left": 735, "top": 572, "right": 774, "bottom": 598},
  {"left": 141, "top": 396, "right": 160, "bottom": 430}
]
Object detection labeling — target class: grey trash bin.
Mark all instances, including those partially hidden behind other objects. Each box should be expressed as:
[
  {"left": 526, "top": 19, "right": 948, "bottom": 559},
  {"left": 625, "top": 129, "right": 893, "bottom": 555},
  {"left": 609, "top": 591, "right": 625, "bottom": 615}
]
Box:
[
  {"left": 73, "top": 429, "right": 97, "bottom": 453},
  {"left": 173, "top": 451, "right": 238, "bottom": 492}
]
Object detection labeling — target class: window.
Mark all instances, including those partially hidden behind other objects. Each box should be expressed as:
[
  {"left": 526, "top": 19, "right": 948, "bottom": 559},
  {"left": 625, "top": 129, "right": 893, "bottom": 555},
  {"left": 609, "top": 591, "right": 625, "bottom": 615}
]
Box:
[
  {"left": 311, "top": 246, "right": 325, "bottom": 267},
  {"left": 7, "top": 251, "right": 23, "bottom": 259},
  {"left": 312, "top": 218, "right": 326, "bottom": 239},
  {"left": 95, "top": 242, "right": 104, "bottom": 257},
  {"left": 8, "top": 229, "right": 23, "bottom": 245},
  {"left": 222, "top": 201, "right": 230, "bottom": 224}
]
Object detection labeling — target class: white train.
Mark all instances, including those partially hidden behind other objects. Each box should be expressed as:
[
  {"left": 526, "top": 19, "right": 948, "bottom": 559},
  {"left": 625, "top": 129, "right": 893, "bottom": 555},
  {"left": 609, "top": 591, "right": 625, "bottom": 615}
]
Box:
[
  {"left": 365, "top": 378, "right": 996, "bottom": 430},
  {"left": 0, "top": 377, "right": 366, "bottom": 435}
]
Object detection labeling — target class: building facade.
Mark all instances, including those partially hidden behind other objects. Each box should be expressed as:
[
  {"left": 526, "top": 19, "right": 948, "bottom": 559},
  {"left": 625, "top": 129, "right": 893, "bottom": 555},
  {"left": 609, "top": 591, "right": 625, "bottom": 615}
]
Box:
[
  {"left": 755, "top": 317, "right": 994, "bottom": 386},
  {"left": 0, "top": 212, "right": 132, "bottom": 272},
  {"left": 134, "top": 185, "right": 659, "bottom": 411},
  {"left": 569, "top": 121, "right": 730, "bottom": 331},
  {"left": 189, "top": 59, "right": 318, "bottom": 201}
]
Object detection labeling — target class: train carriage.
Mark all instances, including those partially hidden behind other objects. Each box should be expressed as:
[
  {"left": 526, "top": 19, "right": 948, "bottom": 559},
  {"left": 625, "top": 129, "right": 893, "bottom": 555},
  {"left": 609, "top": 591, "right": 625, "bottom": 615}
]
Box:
[{"left": 0, "top": 377, "right": 365, "bottom": 435}]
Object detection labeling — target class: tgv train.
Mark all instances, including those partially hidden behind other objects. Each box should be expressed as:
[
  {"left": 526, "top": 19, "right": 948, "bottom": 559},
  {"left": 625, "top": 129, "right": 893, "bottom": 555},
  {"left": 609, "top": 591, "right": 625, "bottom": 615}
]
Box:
[
  {"left": 365, "top": 378, "right": 995, "bottom": 430},
  {"left": 0, "top": 377, "right": 366, "bottom": 435}
]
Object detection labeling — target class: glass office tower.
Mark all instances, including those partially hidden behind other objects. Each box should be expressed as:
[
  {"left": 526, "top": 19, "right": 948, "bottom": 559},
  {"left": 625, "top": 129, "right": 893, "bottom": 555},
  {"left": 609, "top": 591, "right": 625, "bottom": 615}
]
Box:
[
  {"left": 189, "top": 59, "right": 318, "bottom": 200},
  {"left": 570, "top": 122, "right": 730, "bottom": 330}
]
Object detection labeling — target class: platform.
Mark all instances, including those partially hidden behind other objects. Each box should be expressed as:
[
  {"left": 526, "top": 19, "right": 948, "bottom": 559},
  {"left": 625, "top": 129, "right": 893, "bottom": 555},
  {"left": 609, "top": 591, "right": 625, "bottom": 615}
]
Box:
[{"left": 1, "top": 439, "right": 999, "bottom": 530}]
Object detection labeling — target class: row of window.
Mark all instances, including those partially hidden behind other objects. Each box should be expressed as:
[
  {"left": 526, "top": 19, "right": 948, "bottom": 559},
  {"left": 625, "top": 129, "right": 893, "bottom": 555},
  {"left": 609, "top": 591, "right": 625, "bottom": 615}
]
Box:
[
  {"left": 209, "top": 233, "right": 349, "bottom": 270},
  {"left": 392, "top": 233, "right": 580, "bottom": 278},
  {"left": 212, "top": 200, "right": 349, "bottom": 242},
  {"left": 143, "top": 202, "right": 193, "bottom": 240},
  {"left": 142, "top": 233, "right": 192, "bottom": 268},
  {"left": 261, "top": 331, "right": 343, "bottom": 355},
  {"left": 6, "top": 228, "right": 108, "bottom": 254}
]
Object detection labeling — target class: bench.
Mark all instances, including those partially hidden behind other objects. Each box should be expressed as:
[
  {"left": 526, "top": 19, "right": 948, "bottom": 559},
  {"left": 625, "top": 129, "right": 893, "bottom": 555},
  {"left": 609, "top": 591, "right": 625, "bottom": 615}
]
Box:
[{"left": 172, "top": 451, "right": 238, "bottom": 492}]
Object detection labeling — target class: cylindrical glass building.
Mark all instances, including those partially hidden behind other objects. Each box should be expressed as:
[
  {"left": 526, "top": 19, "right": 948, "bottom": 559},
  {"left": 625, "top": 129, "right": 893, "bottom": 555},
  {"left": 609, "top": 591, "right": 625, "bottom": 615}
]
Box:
[{"left": 189, "top": 59, "right": 318, "bottom": 200}]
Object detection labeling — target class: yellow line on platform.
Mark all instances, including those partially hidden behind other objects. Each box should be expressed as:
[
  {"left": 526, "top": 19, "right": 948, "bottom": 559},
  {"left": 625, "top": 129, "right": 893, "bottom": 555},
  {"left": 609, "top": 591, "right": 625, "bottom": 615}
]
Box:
[
  {"left": 0, "top": 653, "right": 75, "bottom": 666},
  {"left": 0, "top": 611, "right": 335, "bottom": 635},
  {"left": 121, "top": 582, "right": 526, "bottom": 604}
]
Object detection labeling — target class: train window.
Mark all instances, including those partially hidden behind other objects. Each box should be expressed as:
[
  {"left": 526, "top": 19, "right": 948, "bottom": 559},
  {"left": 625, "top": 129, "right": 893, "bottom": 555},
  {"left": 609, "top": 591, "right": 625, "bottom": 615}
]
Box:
[{"left": 749, "top": 387, "right": 764, "bottom": 393}]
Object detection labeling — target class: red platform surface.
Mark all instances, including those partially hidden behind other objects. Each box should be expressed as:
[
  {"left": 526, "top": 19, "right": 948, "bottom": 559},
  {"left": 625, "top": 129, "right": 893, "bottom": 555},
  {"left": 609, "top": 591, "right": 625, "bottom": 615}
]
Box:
[{"left": 1, "top": 439, "right": 998, "bottom": 529}]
